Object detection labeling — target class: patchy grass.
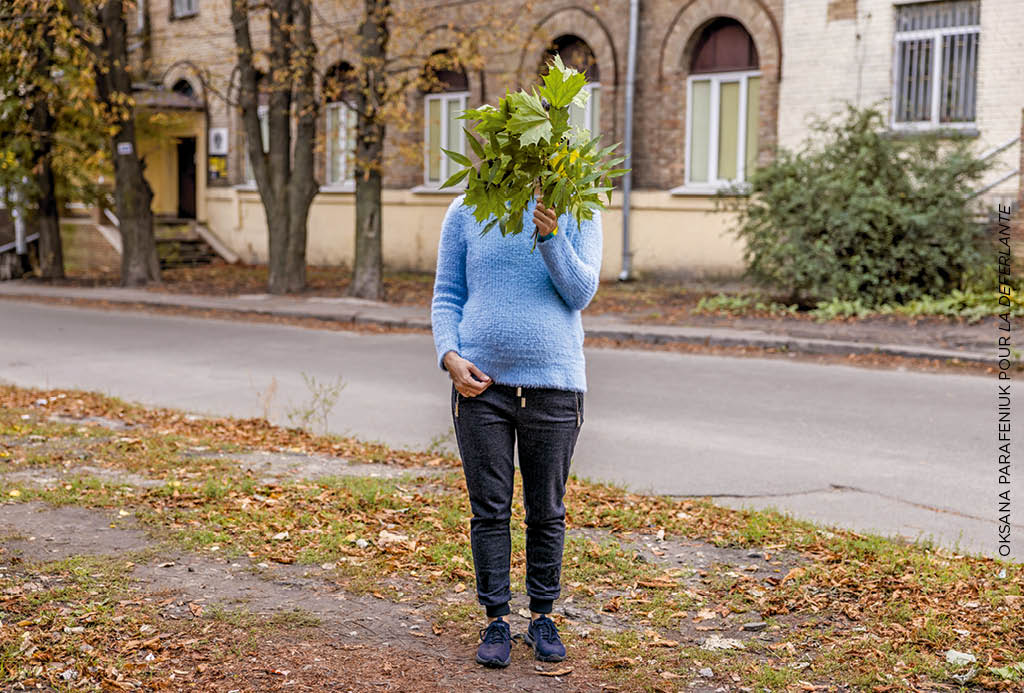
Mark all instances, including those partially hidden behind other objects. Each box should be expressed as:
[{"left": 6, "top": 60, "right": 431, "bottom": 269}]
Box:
[{"left": 1, "top": 384, "right": 1022, "bottom": 692}]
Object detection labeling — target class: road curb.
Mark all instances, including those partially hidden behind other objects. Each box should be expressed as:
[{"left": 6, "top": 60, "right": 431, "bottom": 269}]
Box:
[
  {"left": 0, "top": 285, "right": 990, "bottom": 365},
  {"left": 583, "top": 326, "right": 989, "bottom": 364}
]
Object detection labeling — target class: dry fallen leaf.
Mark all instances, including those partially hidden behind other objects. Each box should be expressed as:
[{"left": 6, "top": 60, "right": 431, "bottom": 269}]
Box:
[
  {"left": 597, "top": 657, "right": 636, "bottom": 669},
  {"left": 536, "top": 666, "right": 573, "bottom": 676},
  {"left": 781, "top": 567, "right": 806, "bottom": 585},
  {"left": 602, "top": 595, "right": 622, "bottom": 612}
]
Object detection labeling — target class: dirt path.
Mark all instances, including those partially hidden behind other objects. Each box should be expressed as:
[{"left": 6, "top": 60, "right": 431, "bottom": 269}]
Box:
[
  {"left": 5, "top": 391, "right": 1016, "bottom": 693},
  {"left": 0, "top": 501, "right": 609, "bottom": 692},
  {"left": 0, "top": 462, "right": 798, "bottom": 692}
]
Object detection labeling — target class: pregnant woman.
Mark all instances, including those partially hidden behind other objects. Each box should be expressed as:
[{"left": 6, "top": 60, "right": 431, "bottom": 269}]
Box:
[{"left": 431, "top": 192, "right": 602, "bottom": 668}]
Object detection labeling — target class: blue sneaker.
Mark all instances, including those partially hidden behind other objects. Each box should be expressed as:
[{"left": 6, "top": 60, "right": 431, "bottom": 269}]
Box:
[
  {"left": 476, "top": 617, "right": 512, "bottom": 668},
  {"left": 524, "top": 614, "right": 566, "bottom": 662}
]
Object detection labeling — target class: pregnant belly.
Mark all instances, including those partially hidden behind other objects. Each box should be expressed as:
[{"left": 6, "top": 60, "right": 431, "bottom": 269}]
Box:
[{"left": 459, "top": 301, "right": 578, "bottom": 362}]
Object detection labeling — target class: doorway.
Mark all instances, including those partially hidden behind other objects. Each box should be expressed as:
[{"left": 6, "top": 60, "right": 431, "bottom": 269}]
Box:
[{"left": 177, "top": 137, "right": 197, "bottom": 219}]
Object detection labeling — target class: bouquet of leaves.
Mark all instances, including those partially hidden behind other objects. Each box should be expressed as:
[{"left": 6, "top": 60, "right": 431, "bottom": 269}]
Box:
[{"left": 440, "top": 55, "right": 629, "bottom": 252}]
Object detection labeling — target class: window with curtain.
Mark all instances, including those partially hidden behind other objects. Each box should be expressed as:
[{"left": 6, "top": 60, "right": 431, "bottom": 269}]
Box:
[
  {"left": 172, "top": 0, "right": 197, "bottom": 19},
  {"left": 893, "top": 0, "right": 979, "bottom": 129},
  {"left": 568, "top": 83, "right": 600, "bottom": 137},
  {"left": 323, "top": 62, "right": 358, "bottom": 187},
  {"left": 421, "top": 51, "right": 469, "bottom": 187},
  {"left": 542, "top": 35, "right": 602, "bottom": 139},
  {"left": 685, "top": 18, "right": 760, "bottom": 189}
]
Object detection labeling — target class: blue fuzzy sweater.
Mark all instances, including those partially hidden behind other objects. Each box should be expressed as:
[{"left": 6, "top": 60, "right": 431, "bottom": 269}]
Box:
[{"left": 431, "top": 194, "right": 603, "bottom": 393}]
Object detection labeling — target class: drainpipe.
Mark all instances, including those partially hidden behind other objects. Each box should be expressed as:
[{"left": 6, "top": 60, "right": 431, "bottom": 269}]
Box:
[
  {"left": 618, "top": 0, "right": 639, "bottom": 282},
  {"left": 12, "top": 183, "right": 25, "bottom": 256}
]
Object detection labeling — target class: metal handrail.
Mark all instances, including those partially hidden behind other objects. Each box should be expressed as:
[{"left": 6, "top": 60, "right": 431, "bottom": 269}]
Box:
[
  {"left": 0, "top": 232, "right": 39, "bottom": 255},
  {"left": 969, "top": 169, "right": 1021, "bottom": 200},
  {"left": 968, "top": 135, "right": 1020, "bottom": 200},
  {"left": 979, "top": 136, "right": 1018, "bottom": 162}
]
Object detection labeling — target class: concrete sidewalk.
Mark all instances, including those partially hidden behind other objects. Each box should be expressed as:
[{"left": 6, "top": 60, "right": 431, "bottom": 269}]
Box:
[{"left": 0, "top": 281, "right": 990, "bottom": 364}]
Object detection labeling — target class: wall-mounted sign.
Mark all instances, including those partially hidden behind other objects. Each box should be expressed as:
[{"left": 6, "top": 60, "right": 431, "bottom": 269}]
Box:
[
  {"left": 208, "top": 155, "right": 227, "bottom": 181},
  {"left": 209, "top": 127, "right": 228, "bottom": 156}
]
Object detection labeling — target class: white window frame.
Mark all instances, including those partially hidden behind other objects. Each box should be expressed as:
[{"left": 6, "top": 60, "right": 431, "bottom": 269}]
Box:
[
  {"left": 569, "top": 82, "right": 601, "bottom": 138},
  {"left": 422, "top": 91, "right": 469, "bottom": 189},
  {"left": 241, "top": 104, "right": 269, "bottom": 188},
  {"left": 680, "top": 69, "right": 760, "bottom": 194},
  {"left": 172, "top": 0, "right": 197, "bottom": 19},
  {"left": 324, "top": 100, "right": 356, "bottom": 190},
  {"left": 890, "top": 5, "right": 979, "bottom": 132}
]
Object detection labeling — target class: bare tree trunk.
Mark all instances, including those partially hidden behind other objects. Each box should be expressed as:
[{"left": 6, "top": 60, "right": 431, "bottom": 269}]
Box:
[
  {"left": 349, "top": 0, "right": 389, "bottom": 301},
  {"left": 231, "top": 0, "right": 318, "bottom": 295},
  {"left": 112, "top": 120, "right": 159, "bottom": 286},
  {"left": 285, "top": 0, "right": 318, "bottom": 293},
  {"left": 27, "top": 66, "right": 64, "bottom": 279},
  {"left": 352, "top": 125, "right": 384, "bottom": 299},
  {"left": 31, "top": 151, "right": 64, "bottom": 280}
]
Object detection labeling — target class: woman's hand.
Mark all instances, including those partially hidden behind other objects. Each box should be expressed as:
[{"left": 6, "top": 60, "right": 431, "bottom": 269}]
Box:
[
  {"left": 443, "top": 351, "right": 492, "bottom": 396},
  {"left": 533, "top": 200, "right": 558, "bottom": 238}
]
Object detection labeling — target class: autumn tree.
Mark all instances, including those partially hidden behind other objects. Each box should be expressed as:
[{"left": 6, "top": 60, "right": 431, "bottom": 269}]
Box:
[
  {"left": 332, "top": 1, "right": 529, "bottom": 300},
  {"left": 230, "top": 0, "right": 319, "bottom": 295},
  {"left": 224, "top": 0, "right": 530, "bottom": 298},
  {"left": 65, "top": 0, "right": 161, "bottom": 286},
  {"left": 0, "top": 0, "right": 108, "bottom": 278}
]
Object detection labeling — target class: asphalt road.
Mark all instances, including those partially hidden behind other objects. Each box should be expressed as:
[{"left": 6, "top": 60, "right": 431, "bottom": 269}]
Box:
[{"left": 0, "top": 300, "right": 1016, "bottom": 561}]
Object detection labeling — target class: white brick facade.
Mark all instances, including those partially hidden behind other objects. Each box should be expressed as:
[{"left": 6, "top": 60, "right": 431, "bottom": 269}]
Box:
[{"left": 779, "top": 0, "right": 1022, "bottom": 205}]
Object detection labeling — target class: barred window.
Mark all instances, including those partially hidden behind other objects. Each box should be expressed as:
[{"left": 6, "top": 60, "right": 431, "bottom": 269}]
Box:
[{"left": 893, "top": 0, "right": 979, "bottom": 128}]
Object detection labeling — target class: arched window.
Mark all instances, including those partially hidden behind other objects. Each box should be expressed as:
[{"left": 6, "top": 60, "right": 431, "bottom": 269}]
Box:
[
  {"left": 541, "top": 35, "right": 601, "bottom": 138},
  {"left": 685, "top": 18, "right": 760, "bottom": 188},
  {"left": 323, "top": 62, "right": 358, "bottom": 187},
  {"left": 420, "top": 50, "right": 469, "bottom": 187},
  {"left": 172, "top": 79, "right": 196, "bottom": 100}
]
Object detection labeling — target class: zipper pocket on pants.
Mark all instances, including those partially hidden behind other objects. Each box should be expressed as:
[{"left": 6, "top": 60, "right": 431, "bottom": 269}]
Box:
[
  {"left": 455, "top": 391, "right": 460, "bottom": 418},
  {"left": 575, "top": 392, "right": 580, "bottom": 427}
]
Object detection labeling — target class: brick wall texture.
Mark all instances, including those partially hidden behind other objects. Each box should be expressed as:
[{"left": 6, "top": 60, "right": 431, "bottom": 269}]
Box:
[
  {"left": 138, "top": 0, "right": 784, "bottom": 191},
  {"left": 140, "top": 0, "right": 1019, "bottom": 202}
]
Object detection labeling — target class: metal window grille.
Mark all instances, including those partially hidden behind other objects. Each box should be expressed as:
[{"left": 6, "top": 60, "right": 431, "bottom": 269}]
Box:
[
  {"left": 173, "top": 0, "right": 197, "bottom": 18},
  {"left": 894, "top": 0, "right": 978, "bottom": 126}
]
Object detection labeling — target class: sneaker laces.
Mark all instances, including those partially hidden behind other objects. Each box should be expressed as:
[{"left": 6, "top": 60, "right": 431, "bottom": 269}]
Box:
[
  {"left": 479, "top": 619, "right": 509, "bottom": 644},
  {"left": 532, "top": 615, "right": 559, "bottom": 642}
]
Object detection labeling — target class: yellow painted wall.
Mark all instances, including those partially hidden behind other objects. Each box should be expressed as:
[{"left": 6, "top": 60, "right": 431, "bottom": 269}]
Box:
[
  {"left": 205, "top": 188, "right": 746, "bottom": 279},
  {"left": 137, "top": 110, "right": 207, "bottom": 221}
]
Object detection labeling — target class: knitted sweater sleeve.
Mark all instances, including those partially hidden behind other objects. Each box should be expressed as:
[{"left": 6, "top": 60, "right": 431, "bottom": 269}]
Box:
[
  {"left": 431, "top": 197, "right": 468, "bottom": 371},
  {"left": 537, "top": 209, "right": 603, "bottom": 311}
]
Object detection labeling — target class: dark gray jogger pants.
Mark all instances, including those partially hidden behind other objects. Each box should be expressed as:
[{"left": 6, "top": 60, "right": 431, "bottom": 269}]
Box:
[{"left": 451, "top": 381, "right": 584, "bottom": 618}]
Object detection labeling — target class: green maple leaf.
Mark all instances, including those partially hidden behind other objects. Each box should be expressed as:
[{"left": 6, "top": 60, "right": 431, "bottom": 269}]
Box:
[
  {"left": 540, "top": 54, "right": 587, "bottom": 109},
  {"left": 441, "top": 51, "right": 631, "bottom": 250},
  {"left": 505, "top": 88, "right": 552, "bottom": 147}
]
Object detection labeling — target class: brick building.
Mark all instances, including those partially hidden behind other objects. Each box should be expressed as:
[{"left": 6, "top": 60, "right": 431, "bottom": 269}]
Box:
[{"left": 128, "top": 0, "right": 1021, "bottom": 279}]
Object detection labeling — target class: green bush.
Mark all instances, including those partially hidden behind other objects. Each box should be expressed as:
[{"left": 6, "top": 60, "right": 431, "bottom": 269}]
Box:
[{"left": 716, "top": 102, "right": 996, "bottom": 306}]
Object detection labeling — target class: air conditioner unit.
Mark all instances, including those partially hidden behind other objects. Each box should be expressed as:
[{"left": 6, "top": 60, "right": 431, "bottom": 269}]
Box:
[{"left": 209, "top": 128, "right": 228, "bottom": 156}]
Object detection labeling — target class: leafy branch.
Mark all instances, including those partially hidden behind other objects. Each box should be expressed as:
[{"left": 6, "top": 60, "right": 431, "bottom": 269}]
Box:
[{"left": 440, "top": 54, "right": 629, "bottom": 252}]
